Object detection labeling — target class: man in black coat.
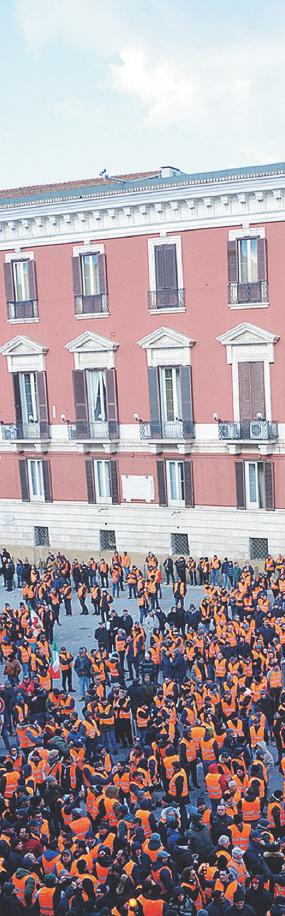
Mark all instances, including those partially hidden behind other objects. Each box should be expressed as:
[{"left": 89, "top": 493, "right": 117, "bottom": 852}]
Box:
[{"left": 245, "top": 876, "right": 272, "bottom": 915}]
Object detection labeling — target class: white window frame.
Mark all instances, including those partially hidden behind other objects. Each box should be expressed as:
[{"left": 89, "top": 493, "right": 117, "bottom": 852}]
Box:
[
  {"left": 147, "top": 237, "right": 184, "bottom": 312},
  {"left": 86, "top": 369, "right": 107, "bottom": 423},
  {"left": 80, "top": 253, "right": 100, "bottom": 297},
  {"left": 160, "top": 366, "right": 181, "bottom": 423},
  {"left": 166, "top": 460, "right": 185, "bottom": 506},
  {"left": 19, "top": 372, "right": 38, "bottom": 423},
  {"left": 28, "top": 459, "right": 44, "bottom": 502},
  {"left": 12, "top": 260, "right": 30, "bottom": 302},
  {"left": 227, "top": 227, "right": 268, "bottom": 310},
  {"left": 94, "top": 460, "right": 112, "bottom": 503},
  {"left": 245, "top": 461, "right": 265, "bottom": 510},
  {"left": 238, "top": 237, "right": 258, "bottom": 284}
]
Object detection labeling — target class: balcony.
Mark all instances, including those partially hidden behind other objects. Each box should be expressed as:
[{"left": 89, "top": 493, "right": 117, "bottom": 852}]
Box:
[
  {"left": 7, "top": 300, "right": 39, "bottom": 320},
  {"left": 218, "top": 420, "right": 278, "bottom": 441},
  {"left": 74, "top": 294, "right": 108, "bottom": 316},
  {"left": 2, "top": 422, "right": 51, "bottom": 441},
  {"left": 148, "top": 288, "right": 185, "bottom": 310},
  {"left": 228, "top": 281, "right": 268, "bottom": 306},
  {"left": 140, "top": 420, "right": 195, "bottom": 441},
  {"left": 67, "top": 420, "right": 119, "bottom": 441}
]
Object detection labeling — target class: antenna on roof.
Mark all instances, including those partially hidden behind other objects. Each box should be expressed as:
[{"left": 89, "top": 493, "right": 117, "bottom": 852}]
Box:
[{"left": 98, "top": 170, "right": 133, "bottom": 184}]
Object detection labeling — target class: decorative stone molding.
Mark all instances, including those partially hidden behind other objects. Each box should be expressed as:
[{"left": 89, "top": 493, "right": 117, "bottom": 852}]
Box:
[
  {"left": 0, "top": 335, "right": 48, "bottom": 372},
  {"left": 65, "top": 330, "right": 119, "bottom": 370},
  {"left": 138, "top": 326, "right": 195, "bottom": 367}
]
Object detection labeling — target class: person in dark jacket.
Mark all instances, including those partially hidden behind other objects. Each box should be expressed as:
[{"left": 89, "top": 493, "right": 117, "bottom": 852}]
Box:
[
  {"left": 228, "top": 887, "right": 255, "bottom": 916},
  {"left": 207, "top": 890, "right": 231, "bottom": 916},
  {"left": 170, "top": 649, "right": 186, "bottom": 684},
  {"left": 94, "top": 622, "right": 109, "bottom": 650},
  {"left": 245, "top": 875, "right": 272, "bottom": 915},
  {"left": 164, "top": 557, "right": 174, "bottom": 585},
  {"left": 244, "top": 834, "right": 272, "bottom": 879},
  {"left": 187, "top": 815, "right": 213, "bottom": 861},
  {"left": 175, "top": 556, "right": 186, "bottom": 584}
]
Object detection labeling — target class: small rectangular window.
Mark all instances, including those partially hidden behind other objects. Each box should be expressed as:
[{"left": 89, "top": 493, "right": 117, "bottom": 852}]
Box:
[
  {"left": 238, "top": 238, "right": 258, "bottom": 284},
  {"left": 28, "top": 460, "right": 44, "bottom": 501},
  {"left": 12, "top": 260, "right": 30, "bottom": 302},
  {"left": 171, "top": 532, "right": 189, "bottom": 555},
  {"left": 86, "top": 370, "right": 107, "bottom": 423},
  {"left": 245, "top": 461, "right": 265, "bottom": 509},
  {"left": 100, "top": 529, "right": 116, "bottom": 551},
  {"left": 19, "top": 372, "right": 38, "bottom": 424},
  {"left": 95, "top": 460, "right": 111, "bottom": 501},
  {"left": 249, "top": 537, "right": 268, "bottom": 559},
  {"left": 160, "top": 367, "right": 181, "bottom": 424},
  {"left": 167, "top": 461, "right": 185, "bottom": 504},
  {"left": 81, "top": 254, "right": 99, "bottom": 296},
  {"left": 34, "top": 526, "right": 50, "bottom": 547}
]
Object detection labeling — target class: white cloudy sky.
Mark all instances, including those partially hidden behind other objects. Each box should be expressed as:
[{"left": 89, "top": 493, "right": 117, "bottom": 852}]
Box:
[{"left": 1, "top": 0, "right": 285, "bottom": 187}]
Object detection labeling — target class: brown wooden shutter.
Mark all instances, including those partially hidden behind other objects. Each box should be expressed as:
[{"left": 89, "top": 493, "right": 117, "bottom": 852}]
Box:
[
  {"left": 235, "top": 461, "right": 246, "bottom": 509},
  {"left": 157, "top": 460, "right": 167, "bottom": 506},
  {"left": 98, "top": 254, "right": 107, "bottom": 293},
  {"left": 72, "top": 369, "right": 88, "bottom": 436},
  {"left": 250, "top": 362, "right": 266, "bottom": 419},
  {"left": 238, "top": 362, "right": 265, "bottom": 421},
  {"left": 36, "top": 371, "right": 50, "bottom": 438},
  {"left": 3, "top": 262, "right": 14, "bottom": 302},
  {"left": 184, "top": 460, "right": 194, "bottom": 507},
  {"left": 154, "top": 244, "right": 178, "bottom": 289},
  {"left": 148, "top": 367, "right": 161, "bottom": 437},
  {"left": 19, "top": 459, "right": 30, "bottom": 502},
  {"left": 13, "top": 373, "right": 22, "bottom": 425},
  {"left": 257, "top": 238, "right": 267, "bottom": 280},
  {"left": 28, "top": 260, "right": 37, "bottom": 299},
  {"left": 180, "top": 365, "right": 193, "bottom": 435},
  {"left": 264, "top": 461, "right": 275, "bottom": 510},
  {"left": 42, "top": 460, "right": 53, "bottom": 502},
  {"left": 72, "top": 256, "right": 82, "bottom": 296},
  {"left": 106, "top": 368, "right": 119, "bottom": 439},
  {"left": 227, "top": 240, "right": 238, "bottom": 283},
  {"left": 85, "top": 460, "right": 96, "bottom": 503},
  {"left": 154, "top": 246, "right": 166, "bottom": 290},
  {"left": 110, "top": 460, "right": 120, "bottom": 504}
]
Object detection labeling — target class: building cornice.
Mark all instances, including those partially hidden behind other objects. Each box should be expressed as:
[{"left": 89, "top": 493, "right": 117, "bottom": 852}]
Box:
[{"left": 1, "top": 171, "right": 285, "bottom": 249}]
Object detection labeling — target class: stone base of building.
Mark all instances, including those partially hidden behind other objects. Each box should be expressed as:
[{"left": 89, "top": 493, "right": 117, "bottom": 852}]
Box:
[{"left": 0, "top": 499, "right": 282, "bottom": 564}]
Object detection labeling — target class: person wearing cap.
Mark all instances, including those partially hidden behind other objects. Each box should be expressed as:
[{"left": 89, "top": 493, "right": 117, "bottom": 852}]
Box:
[
  {"left": 227, "top": 886, "right": 256, "bottom": 915},
  {"left": 151, "top": 849, "right": 174, "bottom": 897}
]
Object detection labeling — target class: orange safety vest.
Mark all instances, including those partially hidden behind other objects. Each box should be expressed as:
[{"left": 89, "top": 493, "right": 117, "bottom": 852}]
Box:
[
  {"left": 168, "top": 768, "right": 188, "bottom": 798},
  {"left": 70, "top": 816, "right": 92, "bottom": 839},
  {"left": 4, "top": 770, "right": 21, "bottom": 797},
  {"left": 268, "top": 801, "right": 285, "bottom": 827},
  {"left": 200, "top": 737, "right": 216, "bottom": 761},
  {"left": 205, "top": 772, "right": 223, "bottom": 799},
  {"left": 241, "top": 796, "right": 261, "bottom": 822},
  {"left": 37, "top": 887, "right": 56, "bottom": 916},
  {"left": 229, "top": 822, "right": 251, "bottom": 851}
]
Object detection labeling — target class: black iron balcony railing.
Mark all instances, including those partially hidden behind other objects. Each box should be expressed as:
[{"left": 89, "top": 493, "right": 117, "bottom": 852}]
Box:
[
  {"left": 7, "top": 300, "right": 39, "bottom": 320},
  {"left": 218, "top": 420, "right": 278, "bottom": 441},
  {"left": 2, "top": 422, "right": 51, "bottom": 440},
  {"left": 228, "top": 280, "right": 268, "bottom": 305},
  {"left": 140, "top": 419, "right": 195, "bottom": 440},
  {"left": 67, "top": 420, "right": 119, "bottom": 440},
  {"left": 148, "top": 288, "right": 185, "bottom": 310},
  {"left": 74, "top": 294, "right": 108, "bottom": 316}
]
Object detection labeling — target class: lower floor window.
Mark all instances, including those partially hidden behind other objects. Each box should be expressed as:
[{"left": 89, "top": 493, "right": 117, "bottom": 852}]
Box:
[
  {"left": 34, "top": 526, "right": 50, "bottom": 547},
  {"left": 167, "top": 460, "right": 185, "bottom": 504},
  {"left": 28, "top": 460, "right": 44, "bottom": 501},
  {"left": 94, "top": 460, "right": 111, "bottom": 501},
  {"left": 246, "top": 461, "right": 265, "bottom": 509}
]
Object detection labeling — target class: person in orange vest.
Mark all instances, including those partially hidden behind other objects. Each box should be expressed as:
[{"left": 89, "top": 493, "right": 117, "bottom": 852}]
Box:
[
  {"left": 267, "top": 790, "right": 285, "bottom": 839},
  {"left": 99, "top": 559, "right": 109, "bottom": 588},
  {"left": 78, "top": 582, "right": 89, "bottom": 615},
  {"left": 36, "top": 874, "right": 61, "bottom": 915},
  {"left": 168, "top": 760, "right": 189, "bottom": 831},
  {"left": 59, "top": 647, "right": 74, "bottom": 692},
  {"left": 61, "top": 582, "right": 72, "bottom": 616}
]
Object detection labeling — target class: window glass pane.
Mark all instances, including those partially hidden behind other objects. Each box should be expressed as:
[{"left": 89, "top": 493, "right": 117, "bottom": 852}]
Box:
[
  {"left": 164, "top": 369, "right": 175, "bottom": 421},
  {"left": 86, "top": 370, "right": 107, "bottom": 422},
  {"left": 30, "top": 461, "right": 37, "bottom": 496},
  {"left": 96, "top": 461, "right": 111, "bottom": 499},
  {"left": 168, "top": 462, "right": 177, "bottom": 500},
  {"left": 178, "top": 462, "right": 185, "bottom": 500},
  {"left": 29, "top": 460, "right": 43, "bottom": 498},
  {"left": 104, "top": 462, "right": 111, "bottom": 498},
  {"left": 22, "top": 373, "right": 37, "bottom": 422},
  {"left": 248, "top": 463, "right": 257, "bottom": 503},
  {"left": 81, "top": 254, "right": 99, "bottom": 296},
  {"left": 97, "top": 461, "right": 104, "bottom": 497},
  {"left": 258, "top": 463, "right": 265, "bottom": 509},
  {"left": 13, "top": 261, "right": 29, "bottom": 301},
  {"left": 239, "top": 238, "right": 258, "bottom": 283}
]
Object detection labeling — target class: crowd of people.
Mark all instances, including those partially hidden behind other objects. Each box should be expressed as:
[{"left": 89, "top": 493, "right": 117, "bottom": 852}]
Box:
[{"left": 1, "top": 550, "right": 285, "bottom": 914}]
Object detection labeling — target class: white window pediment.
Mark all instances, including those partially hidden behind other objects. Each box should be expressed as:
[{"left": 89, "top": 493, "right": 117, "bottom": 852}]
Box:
[
  {"left": 65, "top": 331, "right": 119, "bottom": 369},
  {"left": 217, "top": 322, "right": 279, "bottom": 364},
  {"left": 138, "top": 326, "right": 195, "bottom": 367},
  {"left": 0, "top": 335, "right": 48, "bottom": 372}
]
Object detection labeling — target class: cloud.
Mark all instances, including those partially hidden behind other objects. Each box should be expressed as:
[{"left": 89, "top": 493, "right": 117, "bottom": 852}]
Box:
[
  {"left": 14, "top": 0, "right": 130, "bottom": 53},
  {"left": 112, "top": 49, "right": 198, "bottom": 126}
]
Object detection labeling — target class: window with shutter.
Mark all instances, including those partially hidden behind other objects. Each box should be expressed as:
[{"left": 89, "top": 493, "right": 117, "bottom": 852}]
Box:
[
  {"left": 238, "top": 361, "right": 266, "bottom": 427},
  {"left": 243, "top": 460, "right": 274, "bottom": 510},
  {"left": 27, "top": 460, "right": 45, "bottom": 501},
  {"left": 73, "top": 252, "right": 108, "bottom": 315},
  {"left": 105, "top": 368, "right": 119, "bottom": 439},
  {"left": 110, "top": 460, "right": 120, "bottom": 505},
  {"left": 151, "top": 243, "right": 181, "bottom": 308},
  {"left": 72, "top": 370, "right": 89, "bottom": 438},
  {"left": 85, "top": 460, "right": 96, "bottom": 504},
  {"left": 5, "top": 259, "right": 38, "bottom": 319},
  {"left": 36, "top": 372, "right": 50, "bottom": 439},
  {"left": 228, "top": 236, "right": 268, "bottom": 305},
  {"left": 42, "top": 461, "right": 53, "bottom": 503}
]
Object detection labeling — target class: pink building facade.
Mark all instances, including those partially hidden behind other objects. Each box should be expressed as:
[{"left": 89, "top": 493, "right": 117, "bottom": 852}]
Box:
[{"left": 0, "top": 163, "right": 284, "bottom": 559}]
